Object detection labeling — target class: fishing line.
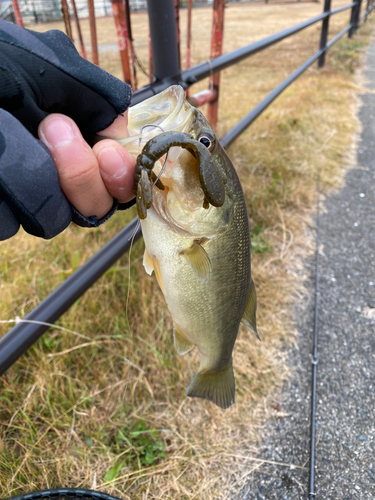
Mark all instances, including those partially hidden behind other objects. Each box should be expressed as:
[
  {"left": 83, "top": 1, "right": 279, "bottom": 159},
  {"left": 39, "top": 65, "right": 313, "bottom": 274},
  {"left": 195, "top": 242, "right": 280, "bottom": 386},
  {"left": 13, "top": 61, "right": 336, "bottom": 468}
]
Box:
[
  {"left": 133, "top": 45, "right": 153, "bottom": 80},
  {"left": 124, "top": 218, "right": 141, "bottom": 328},
  {"left": 125, "top": 124, "right": 168, "bottom": 322},
  {"left": 308, "top": 167, "right": 321, "bottom": 499}
]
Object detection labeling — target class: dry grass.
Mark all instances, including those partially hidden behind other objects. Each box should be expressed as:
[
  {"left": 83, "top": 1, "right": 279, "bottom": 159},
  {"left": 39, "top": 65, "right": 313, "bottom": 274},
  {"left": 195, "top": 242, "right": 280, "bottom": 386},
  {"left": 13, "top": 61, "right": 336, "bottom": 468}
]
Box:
[{"left": 1, "top": 2, "right": 373, "bottom": 498}]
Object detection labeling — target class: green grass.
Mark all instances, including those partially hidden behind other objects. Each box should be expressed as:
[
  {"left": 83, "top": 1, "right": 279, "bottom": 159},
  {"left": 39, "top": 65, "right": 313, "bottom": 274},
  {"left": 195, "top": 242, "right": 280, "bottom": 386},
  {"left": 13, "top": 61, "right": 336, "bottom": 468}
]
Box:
[{"left": 1, "top": 5, "right": 374, "bottom": 499}]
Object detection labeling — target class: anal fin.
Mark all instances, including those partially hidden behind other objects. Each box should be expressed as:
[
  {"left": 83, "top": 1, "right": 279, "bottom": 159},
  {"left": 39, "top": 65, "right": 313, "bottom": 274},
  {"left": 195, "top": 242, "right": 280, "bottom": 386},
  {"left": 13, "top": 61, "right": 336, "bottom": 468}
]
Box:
[
  {"left": 173, "top": 324, "right": 194, "bottom": 355},
  {"left": 241, "top": 279, "right": 260, "bottom": 340}
]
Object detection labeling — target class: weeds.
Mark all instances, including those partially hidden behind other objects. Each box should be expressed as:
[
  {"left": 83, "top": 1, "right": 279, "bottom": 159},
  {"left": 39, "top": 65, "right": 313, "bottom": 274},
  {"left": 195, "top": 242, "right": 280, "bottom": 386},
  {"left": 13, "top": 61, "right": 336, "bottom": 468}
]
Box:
[{"left": 1, "top": 2, "right": 373, "bottom": 498}]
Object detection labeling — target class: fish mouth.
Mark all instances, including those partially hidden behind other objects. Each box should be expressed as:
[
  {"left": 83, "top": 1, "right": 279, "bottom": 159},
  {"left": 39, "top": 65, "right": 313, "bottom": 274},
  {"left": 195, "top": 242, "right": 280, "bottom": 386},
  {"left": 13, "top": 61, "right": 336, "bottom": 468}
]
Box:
[
  {"left": 150, "top": 147, "right": 211, "bottom": 236},
  {"left": 128, "top": 85, "right": 193, "bottom": 140}
]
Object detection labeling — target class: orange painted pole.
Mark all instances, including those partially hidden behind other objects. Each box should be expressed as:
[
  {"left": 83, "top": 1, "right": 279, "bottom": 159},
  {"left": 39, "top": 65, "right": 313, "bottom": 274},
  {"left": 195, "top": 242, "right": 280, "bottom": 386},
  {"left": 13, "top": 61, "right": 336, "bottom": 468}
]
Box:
[
  {"left": 11, "top": 0, "right": 24, "bottom": 27},
  {"left": 111, "top": 0, "right": 136, "bottom": 88},
  {"left": 148, "top": 23, "right": 154, "bottom": 83},
  {"left": 186, "top": 0, "right": 192, "bottom": 96},
  {"left": 174, "top": 0, "right": 181, "bottom": 68},
  {"left": 70, "top": 0, "right": 86, "bottom": 58},
  {"left": 61, "top": 0, "right": 74, "bottom": 41},
  {"left": 124, "top": 0, "right": 138, "bottom": 90},
  {"left": 207, "top": 0, "right": 225, "bottom": 131},
  {"left": 88, "top": 0, "right": 99, "bottom": 65}
]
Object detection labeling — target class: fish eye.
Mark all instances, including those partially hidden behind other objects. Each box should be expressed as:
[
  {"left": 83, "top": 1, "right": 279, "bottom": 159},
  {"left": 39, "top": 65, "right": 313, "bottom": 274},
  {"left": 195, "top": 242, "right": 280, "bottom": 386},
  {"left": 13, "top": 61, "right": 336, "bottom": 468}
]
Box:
[{"left": 198, "top": 133, "right": 215, "bottom": 152}]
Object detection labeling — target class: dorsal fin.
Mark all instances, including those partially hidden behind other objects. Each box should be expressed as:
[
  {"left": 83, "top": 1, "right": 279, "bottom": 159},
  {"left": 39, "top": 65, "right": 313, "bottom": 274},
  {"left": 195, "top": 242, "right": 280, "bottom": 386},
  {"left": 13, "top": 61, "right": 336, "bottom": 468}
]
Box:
[{"left": 241, "top": 280, "right": 260, "bottom": 340}]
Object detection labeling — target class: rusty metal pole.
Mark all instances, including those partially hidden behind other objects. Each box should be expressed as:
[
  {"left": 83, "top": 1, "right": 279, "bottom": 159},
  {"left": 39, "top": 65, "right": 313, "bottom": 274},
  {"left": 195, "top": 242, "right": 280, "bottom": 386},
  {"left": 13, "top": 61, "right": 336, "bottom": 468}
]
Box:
[
  {"left": 186, "top": 0, "right": 192, "bottom": 95},
  {"left": 61, "top": 0, "right": 74, "bottom": 41},
  {"left": 88, "top": 0, "right": 99, "bottom": 65},
  {"left": 111, "top": 0, "right": 134, "bottom": 86},
  {"left": 70, "top": 0, "right": 86, "bottom": 58},
  {"left": 148, "top": 23, "right": 154, "bottom": 83},
  {"left": 187, "top": 88, "right": 217, "bottom": 107},
  {"left": 11, "top": 0, "right": 24, "bottom": 27},
  {"left": 124, "top": 0, "right": 138, "bottom": 89},
  {"left": 207, "top": 0, "right": 225, "bottom": 131},
  {"left": 174, "top": 0, "right": 181, "bottom": 68}
]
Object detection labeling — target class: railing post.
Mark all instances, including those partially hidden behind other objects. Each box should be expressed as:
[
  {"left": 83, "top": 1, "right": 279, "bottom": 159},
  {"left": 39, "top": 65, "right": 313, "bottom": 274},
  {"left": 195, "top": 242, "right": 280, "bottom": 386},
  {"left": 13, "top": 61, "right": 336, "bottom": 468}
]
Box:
[
  {"left": 174, "top": 0, "right": 181, "bottom": 68},
  {"left": 111, "top": 0, "right": 137, "bottom": 88},
  {"left": 318, "top": 0, "right": 331, "bottom": 68},
  {"left": 365, "top": 0, "right": 370, "bottom": 21},
  {"left": 71, "top": 0, "right": 86, "bottom": 59},
  {"left": 61, "top": 0, "right": 74, "bottom": 41},
  {"left": 357, "top": 0, "right": 363, "bottom": 25},
  {"left": 349, "top": 0, "right": 361, "bottom": 38},
  {"left": 11, "top": 0, "right": 24, "bottom": 27},
  {"left": 207, "top": 0, "right": 226, "bottom": 132},
  {"left": 186, "top": 0, "right": 193, "bottom": 96},
  {"left": 146, "top": 0, "right": 180, "bottom": 83},
  {"left": 88, "top": 0, "right": 99, "bottom": 65},
  {"left": 125, "top": 0, "right": 138, "bottom": 90}
]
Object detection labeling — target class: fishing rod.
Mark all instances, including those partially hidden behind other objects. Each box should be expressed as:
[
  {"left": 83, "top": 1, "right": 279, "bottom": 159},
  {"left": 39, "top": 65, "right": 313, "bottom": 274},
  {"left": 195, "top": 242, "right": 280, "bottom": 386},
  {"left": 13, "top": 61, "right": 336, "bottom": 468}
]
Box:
[{"left": 308, "top": 169, "right": 321, "bottom": 499}]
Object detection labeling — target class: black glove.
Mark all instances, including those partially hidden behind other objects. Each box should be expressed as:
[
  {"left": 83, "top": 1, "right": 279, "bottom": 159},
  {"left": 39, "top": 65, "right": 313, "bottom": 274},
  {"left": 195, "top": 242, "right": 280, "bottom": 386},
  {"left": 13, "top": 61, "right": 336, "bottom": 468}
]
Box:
[{"left": 0, "top": 19, "right": 132, "bottom": 241}]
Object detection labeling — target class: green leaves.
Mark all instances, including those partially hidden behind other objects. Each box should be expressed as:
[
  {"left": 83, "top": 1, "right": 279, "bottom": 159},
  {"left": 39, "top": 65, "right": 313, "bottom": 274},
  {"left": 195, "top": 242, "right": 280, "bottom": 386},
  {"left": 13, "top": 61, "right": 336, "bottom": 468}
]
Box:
[
  {"left": 105, "top": 419, "right": 167, "bottom": 482},
  {"left": 104, "top": 461, "right": 125, "bottom": 482},
  {"left": 251, "top": 225, "right": 272, "bottom": 255}
]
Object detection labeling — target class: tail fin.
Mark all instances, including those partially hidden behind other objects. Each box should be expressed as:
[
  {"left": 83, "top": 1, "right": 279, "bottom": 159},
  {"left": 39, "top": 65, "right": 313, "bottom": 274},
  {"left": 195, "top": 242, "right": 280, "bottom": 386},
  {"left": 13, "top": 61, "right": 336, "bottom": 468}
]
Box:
[{"left": 186, "top": 362, "right": 235, "bottom": 409}]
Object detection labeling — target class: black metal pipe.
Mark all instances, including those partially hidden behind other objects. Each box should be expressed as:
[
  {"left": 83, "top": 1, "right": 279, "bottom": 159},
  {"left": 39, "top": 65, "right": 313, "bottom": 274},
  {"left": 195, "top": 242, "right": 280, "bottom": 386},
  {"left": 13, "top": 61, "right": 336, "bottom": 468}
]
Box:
[
  {"left": 0, "top": 2, "right": 362, "bottom": 377},
  {"left": 0, "top": 219, "right": 142, "bottom": 377},
  {"left": 326, "top": 23, "right": 351, "bottom": 48},
  {"left": 349, "top": 0, "right": 360, "bottom": 37},
  {"left": 221, "top": 48, "right": 323, "bottom": 149},
  {"left": 318, "top": 0, "right": 332, "bottom": 68},
  {"left": 131, "top": 2, "right": 355, "bottom": 105},
  {"left": 365, "top": 0, "right": 370, "bottom": 21},
  {"left": 220, "top": 23, "right": 351, "bottom": 149},
  {"left": 180, "top": 4, "right": 355, "bottom": 85},
  {"left": 146, "top": 0, "right": 180, "bottom": 83},
  {"left": 362, "top": 0, "right": 375, "bottom": 19}
]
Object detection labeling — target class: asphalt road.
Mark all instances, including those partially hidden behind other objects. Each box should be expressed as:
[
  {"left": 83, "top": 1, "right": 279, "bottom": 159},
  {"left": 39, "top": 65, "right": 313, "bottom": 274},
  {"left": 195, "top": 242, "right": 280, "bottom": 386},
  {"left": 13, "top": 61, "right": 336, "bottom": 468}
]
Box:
[{"left": 231, "top": 35, "right": 375, "bottom": 500}]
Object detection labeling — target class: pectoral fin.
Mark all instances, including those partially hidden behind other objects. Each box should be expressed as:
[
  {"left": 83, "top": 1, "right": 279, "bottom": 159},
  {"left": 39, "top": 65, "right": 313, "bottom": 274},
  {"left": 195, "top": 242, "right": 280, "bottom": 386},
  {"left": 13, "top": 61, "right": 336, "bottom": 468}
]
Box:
[
  {"left": 241, "top": 280, "right": 260, "bottom": 340},
  {"left": 152, "top": 255, "right": 166, "bottom": 296},
  {"left": 143, "top": 250, "right": 154, "bottom": 276},
  {"left": 181, "top": 241, "right": 212, "bottom": 282},
  {"left": 173, "top": 324, "right": 194, "bottom": 355}
]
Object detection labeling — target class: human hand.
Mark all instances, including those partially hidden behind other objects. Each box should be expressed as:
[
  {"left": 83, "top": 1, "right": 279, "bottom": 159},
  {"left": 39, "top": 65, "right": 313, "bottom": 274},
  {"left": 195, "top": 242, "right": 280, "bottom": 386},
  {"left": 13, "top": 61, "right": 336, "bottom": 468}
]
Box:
[
  {"left": 38, "top": 112, "right": 136, "bottom": 220},
  {"left": 0, "top": 19, "right": 134, "bottom": 240}
]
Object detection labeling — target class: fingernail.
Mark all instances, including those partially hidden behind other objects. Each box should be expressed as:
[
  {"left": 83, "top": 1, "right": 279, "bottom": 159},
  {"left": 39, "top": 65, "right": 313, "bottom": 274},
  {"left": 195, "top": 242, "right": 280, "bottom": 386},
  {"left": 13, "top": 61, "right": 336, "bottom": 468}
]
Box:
[
  {"left": 98, "top": 148, "right": 127, "bottom": 180},
  {"left": 40, "top": 117, "right": 76, "bottom": 148}
]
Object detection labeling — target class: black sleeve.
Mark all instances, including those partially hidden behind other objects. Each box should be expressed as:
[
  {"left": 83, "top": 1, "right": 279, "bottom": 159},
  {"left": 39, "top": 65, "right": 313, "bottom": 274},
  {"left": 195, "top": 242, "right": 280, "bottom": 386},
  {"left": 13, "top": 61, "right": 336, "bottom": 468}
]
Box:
[{"left": 0, "top": 19, "right": 133, "bottom": 241}]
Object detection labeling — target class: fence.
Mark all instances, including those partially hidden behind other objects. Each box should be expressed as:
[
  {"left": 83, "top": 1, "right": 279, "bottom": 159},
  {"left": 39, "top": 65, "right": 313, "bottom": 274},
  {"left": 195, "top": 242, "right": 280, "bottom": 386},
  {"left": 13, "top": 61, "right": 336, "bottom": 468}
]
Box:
[
  {"left": 0, "top": 0, "right": 296, "bottom": 26},
  {"left": 0, "top": 0, "right": 374, "bottom": 497}
]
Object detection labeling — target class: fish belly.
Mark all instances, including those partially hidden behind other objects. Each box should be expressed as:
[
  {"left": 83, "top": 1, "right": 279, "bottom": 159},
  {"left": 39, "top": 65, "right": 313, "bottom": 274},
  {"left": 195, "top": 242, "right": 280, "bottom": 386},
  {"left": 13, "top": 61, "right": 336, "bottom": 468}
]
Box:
[{"left": 140, "top": 205, "right": 250, "bottom": 372}]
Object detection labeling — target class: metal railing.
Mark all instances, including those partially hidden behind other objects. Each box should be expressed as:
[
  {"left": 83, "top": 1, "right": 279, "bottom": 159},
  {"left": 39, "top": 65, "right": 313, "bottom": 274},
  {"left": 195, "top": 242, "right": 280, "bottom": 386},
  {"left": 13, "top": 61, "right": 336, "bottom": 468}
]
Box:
[{"left": 0, "top": 0, "right": 373, "bottom": 379}]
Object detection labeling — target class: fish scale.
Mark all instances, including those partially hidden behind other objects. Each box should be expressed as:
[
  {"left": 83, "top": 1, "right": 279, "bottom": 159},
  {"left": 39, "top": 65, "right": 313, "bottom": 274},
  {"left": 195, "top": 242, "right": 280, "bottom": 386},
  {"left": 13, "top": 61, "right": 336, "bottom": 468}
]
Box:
[{"left": 121, "top": 85, "right": 258, "bottom": 409}]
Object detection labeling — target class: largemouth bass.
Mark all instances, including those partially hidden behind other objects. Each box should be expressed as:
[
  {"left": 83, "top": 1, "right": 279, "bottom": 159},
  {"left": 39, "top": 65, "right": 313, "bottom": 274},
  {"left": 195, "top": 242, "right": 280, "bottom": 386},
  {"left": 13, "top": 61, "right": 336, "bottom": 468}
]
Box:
[{"left": 122, "top": 85, "right": 258, "bottom": 409}]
